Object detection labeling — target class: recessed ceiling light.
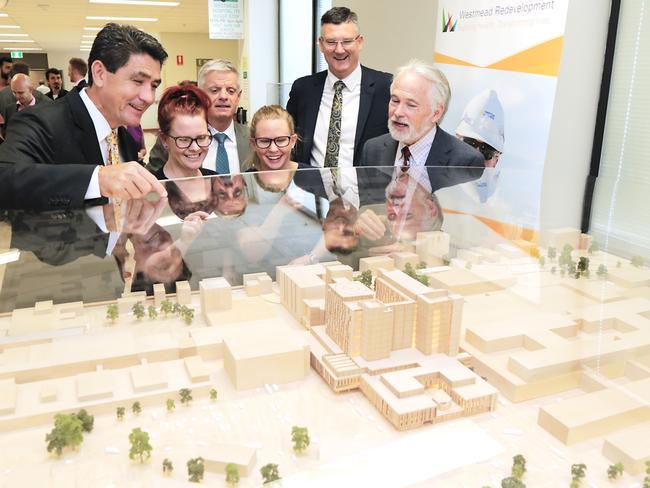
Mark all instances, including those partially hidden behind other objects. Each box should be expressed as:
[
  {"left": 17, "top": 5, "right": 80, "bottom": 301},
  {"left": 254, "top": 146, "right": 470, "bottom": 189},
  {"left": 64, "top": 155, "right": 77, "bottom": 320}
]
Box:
[
  {"left": 0, "top": 33, "right": 28, "bottom": 36},
  {"left": 0, "top": 14, "right": 8, "bottom": 18},
  {"left": 0, "top": 25, "right": 20, "bottom": 29},
  {"left": 86, "top": 16, "right": 158, "bottom": 22},
  {"left": 82, "top": 35, "right": 96, "bottom": 38},
  {"left": 1, "top": 39, "right": 34, "bottom": 43},
  {"left": 4, "top": 47, "right": 42, "bottom": 50},
  {"left": 89, "top": 0, "right": 179, "bottom": 5},
  {"left": 84, "top": 27, "right": 102, "bottom": 31}
]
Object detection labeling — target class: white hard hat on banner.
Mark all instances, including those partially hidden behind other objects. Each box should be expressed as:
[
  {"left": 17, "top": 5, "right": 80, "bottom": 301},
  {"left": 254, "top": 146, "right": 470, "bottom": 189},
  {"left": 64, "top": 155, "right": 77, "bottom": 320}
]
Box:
[{"left": 455, "top": 89, "right": 505, "bottom": 153}]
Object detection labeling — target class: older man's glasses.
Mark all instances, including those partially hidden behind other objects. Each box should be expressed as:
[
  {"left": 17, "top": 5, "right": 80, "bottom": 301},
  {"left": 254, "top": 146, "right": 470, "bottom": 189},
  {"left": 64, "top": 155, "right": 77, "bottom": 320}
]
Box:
[
  {"left": 166, "top": 134, "right": 212, "bottom": 149},
  {"left": 320, "top": 35, "right": 361, "bottom": 50},
  {"left": 253, "top": 136, "right": 292, "bottom": 149}
]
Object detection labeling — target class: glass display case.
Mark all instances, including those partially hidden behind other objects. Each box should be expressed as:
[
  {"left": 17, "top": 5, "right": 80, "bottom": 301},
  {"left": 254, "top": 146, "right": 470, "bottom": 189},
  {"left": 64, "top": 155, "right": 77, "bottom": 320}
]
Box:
[{"left": 0, "top": 167, "right": 648, "bottom": 487}]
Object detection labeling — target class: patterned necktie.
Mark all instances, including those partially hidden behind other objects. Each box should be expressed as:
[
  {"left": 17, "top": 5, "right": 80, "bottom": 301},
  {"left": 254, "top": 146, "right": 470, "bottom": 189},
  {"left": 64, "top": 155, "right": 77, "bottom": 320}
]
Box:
[
  {"left": 401, "top": 145, "right": 411, "bottom": 172},
  {"left": 107, "top": 128, "right": 120, "bottom": 166},
  {"left": 214, "top": 132, "right": 229, "bottom": 175},
  {"left": 324, "top": 80, "right": 345, "bottom": 168}
]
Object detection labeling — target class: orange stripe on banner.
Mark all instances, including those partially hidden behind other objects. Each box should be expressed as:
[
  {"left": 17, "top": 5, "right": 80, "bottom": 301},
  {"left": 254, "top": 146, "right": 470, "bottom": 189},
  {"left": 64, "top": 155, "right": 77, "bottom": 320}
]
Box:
[
  {"left": 444, "top": 208, "right": 540, "bottom": 257},
  {"left": 487, "top": 37, "right": 564, "bottom": 76},
  {"left": 434, "top": 36, "right": 565, "bottom": 77},
  {"left": 434, "top": 52, "right": 478, "bottom": 68}
]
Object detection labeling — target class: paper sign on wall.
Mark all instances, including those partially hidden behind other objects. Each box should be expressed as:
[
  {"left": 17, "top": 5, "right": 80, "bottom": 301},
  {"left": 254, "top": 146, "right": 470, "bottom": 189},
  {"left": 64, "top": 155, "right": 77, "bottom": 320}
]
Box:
[{"left": 208, "top": 0, "right": 244, "bottom": 40}]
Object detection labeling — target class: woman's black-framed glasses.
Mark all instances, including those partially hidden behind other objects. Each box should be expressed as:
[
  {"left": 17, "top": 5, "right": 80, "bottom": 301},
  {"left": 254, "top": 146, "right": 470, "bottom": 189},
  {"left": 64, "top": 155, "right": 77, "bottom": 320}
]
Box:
[
  {"left": 253, "top": 136, "right": 292, "bottom": 149},
  {"left": 166, "top": 134, "right": 212, "bottom": 149}
]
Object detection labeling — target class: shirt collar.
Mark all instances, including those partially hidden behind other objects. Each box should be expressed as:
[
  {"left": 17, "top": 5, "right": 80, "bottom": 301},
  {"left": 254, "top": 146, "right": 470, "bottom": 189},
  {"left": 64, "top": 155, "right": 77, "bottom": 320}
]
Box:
[
  {"left": 17, "top": 96, "right": 36, "bottom": 110},
  {"left": 326, "top": 63, "right": 362, "bottom": 91},
  {"left": 79, "top": 87, "right": 112, "bottom": 144},
  {"left": 209, "top": 119, "right": 236, "bottom": 141},
  {"left": 397, "top": 125, "right": 437, "bottom": 166}
]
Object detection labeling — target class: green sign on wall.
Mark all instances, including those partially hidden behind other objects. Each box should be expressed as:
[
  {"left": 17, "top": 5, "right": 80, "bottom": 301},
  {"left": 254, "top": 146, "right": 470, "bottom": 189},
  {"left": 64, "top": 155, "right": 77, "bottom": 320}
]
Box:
[{"left": 10, "top": 51, "right": 23, "bottom": 59}]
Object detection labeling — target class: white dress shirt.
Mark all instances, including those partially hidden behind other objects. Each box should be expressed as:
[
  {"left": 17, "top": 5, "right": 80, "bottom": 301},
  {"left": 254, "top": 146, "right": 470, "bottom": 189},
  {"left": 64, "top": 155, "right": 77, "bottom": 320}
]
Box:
[
  {"left": 203, "top": 120, "right": 240, "bottom": 174},
  {"left": 313, "top": 64, "right": 362, "bottom": 207}
]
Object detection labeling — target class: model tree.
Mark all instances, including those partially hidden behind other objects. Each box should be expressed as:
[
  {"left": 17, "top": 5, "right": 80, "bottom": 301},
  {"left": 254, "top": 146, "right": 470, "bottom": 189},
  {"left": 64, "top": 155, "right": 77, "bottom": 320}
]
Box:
[
  {"left": 187, "top": 457, "right": 205, "bottom": 483},
  {"left": 291, "top": 425, "right": 310, "bottom": 453},
  {"left": 547, "top": 246, "right": 557, "bottom": 260},
  {"left": 163, "top": 458, "right": 173, "bottom": 475},
  {"left": 577, "top": 256, "right": 590, "bottom": 277},
  {"left": 607, "top": 462, "right": 623, "bottom": 480},
  {"left": 225, "top": 463, "right": 240, "bottom": 485},
  {"left": 596, "top": 264, "right": 608, "bottom": 279},
  {"left": 132, "top": 401, "right": 142, "bottom": 416},
  {"left": 180, "top": 305, "right": 195, "bottom": 325},
  {"left": 180, "top": 388, "right": 193, "bottom": 406},
  {"left": 160, "top": 299, "right": 173, "bottom": 316},
  {"left": 209, "top": 388, "right": 218, "bottom": 401},
  {"left": 106, "top": 304, "right": 119, "bottom": 324},
  {"left": 45, "top": 413, "right": 84, "bottom": 456},
  {"left": 404, "top": 262, "right": 429, "bottom": 286},
  {"left": 511, "top": 454, "right": 526, "bottom": 480},
  {"left": 166, "top": 398, "right": 176, "bottom": 413},
  {"left": 75, "top": 409, "right": 94, "bottom": 433},
  {"left": 260, "top": 463, "right": 281, "bottom": 484},
  {"left": 631, "top": 255, "right": 645, "bottom": 268},
  {"left": 116, "top": 406, "right": 125, "bottom": 421},
  {"left": 538, "top": 256, "right": 546, "bottom": 268},
  {"left": 172, "top": 302, "right": 182, "bottom": 315},
  {"left": 132, "top": 301, "right": 145, "bottom": 320},
  {"left": 128, "top": 428, "right": 152, "bottom": 463},
  {"left": 588, "top": 241, "right": 599, "bottom": 254},
  {"left": 570, "top": 463, "right": 587, "bottom": 488},
  {"left": 354, "top": 270, "right": 373, "bottom": 289},
  {"left": 501, "top": 477, "right": 525, "bottom": 488},
  {"left": 442, "top": 255, "right": 451, "bottom": 265},
  {"left": 148, "top": 305, "right": 158, "bottom": 319}
]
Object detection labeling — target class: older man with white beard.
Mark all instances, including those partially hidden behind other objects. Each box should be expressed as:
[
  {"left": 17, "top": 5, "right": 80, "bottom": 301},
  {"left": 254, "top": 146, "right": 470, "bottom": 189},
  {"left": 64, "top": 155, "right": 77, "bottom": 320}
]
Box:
[{"left": 358, "top": 59, "right": 484, "bottom": 173}]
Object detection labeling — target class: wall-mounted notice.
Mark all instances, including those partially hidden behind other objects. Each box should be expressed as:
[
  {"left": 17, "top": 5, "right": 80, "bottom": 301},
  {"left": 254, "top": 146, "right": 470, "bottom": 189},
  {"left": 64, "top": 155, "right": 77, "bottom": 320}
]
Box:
[{"left": 208, "top": 0, "right": 244, "bottom": 40}]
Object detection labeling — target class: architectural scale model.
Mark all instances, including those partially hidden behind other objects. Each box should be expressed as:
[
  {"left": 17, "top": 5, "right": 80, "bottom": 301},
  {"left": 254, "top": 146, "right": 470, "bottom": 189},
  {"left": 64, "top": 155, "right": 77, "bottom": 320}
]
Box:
[{"left": 1, "top": 227, "right": 650, "bottom": 486}]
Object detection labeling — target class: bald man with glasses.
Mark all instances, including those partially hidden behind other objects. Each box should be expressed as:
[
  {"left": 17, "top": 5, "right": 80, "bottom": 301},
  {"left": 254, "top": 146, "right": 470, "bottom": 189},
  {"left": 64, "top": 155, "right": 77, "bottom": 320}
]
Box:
[{"left": 286, "top": 6, "right": 391, "bottom": 170}]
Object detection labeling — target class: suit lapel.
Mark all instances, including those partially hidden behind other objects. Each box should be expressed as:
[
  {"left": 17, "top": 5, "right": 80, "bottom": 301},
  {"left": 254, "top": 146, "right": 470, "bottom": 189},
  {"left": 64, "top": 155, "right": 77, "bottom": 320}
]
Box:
[
  {"left": 305, "top": 72, "right": 327, "bottom": 147},
  {"left": 354, "top": 66, "right": 375, "bottom": 150},
  {"left": 66, "top": 89, "right": 104, "bottom": 165},
  {"left": 425, "top": 127, "right": 452, "bottom": 166}
]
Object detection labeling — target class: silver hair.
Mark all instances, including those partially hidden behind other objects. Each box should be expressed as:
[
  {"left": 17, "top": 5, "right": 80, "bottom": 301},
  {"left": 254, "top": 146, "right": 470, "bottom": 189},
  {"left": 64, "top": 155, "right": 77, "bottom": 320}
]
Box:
[
  {"left": 197, "top": 59, "right": 240, "bottom": 90},
  {"left": 393, "top": 59, "right": 451, "bottom": 118}
]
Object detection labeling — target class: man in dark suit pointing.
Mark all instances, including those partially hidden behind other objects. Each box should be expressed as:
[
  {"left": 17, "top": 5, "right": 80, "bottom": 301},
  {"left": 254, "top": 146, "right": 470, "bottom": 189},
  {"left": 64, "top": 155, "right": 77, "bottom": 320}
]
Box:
[
  {"left": 287, "top": 7, "right": 391, "bottom": 169},
  {"left": 0, "top": 23, "right": 167, "bottom": 205}
]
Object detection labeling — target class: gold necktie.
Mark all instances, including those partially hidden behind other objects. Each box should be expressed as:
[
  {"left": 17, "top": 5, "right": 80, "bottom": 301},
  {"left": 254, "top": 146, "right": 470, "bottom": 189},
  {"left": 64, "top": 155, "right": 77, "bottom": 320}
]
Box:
[{"left": 107, "top": 129, "right": 120, "bottom": 166}]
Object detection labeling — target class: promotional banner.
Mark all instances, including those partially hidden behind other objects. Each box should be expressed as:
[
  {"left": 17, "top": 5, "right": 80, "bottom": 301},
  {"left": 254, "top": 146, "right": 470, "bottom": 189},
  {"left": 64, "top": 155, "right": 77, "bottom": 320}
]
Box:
[
  {"left": 434, "top": 0, "right": 569, "bottom": 231},
  {"left": 208, "top": 0, "right": 244, "bottom": 40}
]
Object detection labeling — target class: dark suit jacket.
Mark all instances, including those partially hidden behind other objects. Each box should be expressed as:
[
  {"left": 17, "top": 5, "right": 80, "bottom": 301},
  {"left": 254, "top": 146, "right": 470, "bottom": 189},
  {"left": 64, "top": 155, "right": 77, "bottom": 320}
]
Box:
[
  {"left": 46, "top": 89, "right": 69, "bottom": 100},
  {"left": 0, "top": 162, "right": 96, "bottom": 209},
  {"left": 286, "top": 65, "right": 391, "bottom": 166},
  {"left": 0, "top": 88, "right": 139, "bottom": 167},
  {"left": 356, "top": 127, "right": 486, "bottom": 204},
  {"left": 146, "top": 121, "right": 251, "bottom": 174},
  {"left": 73, "top": 79, "right": 88, "bottom": 92},
  {"left": 2, "top": 95, "right": 52, "bottom": 137}
]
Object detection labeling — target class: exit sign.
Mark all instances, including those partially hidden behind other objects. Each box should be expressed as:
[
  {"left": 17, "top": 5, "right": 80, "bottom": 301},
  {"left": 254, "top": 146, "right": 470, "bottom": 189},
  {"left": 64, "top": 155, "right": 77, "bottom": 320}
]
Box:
[{"left": 10, "top": 51, "right": 23, "bottom": 59}]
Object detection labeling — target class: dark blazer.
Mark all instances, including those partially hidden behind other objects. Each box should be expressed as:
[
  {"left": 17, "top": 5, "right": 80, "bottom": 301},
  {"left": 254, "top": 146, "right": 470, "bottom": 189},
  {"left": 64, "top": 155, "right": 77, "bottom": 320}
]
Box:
[
  {"left": 46, "top": 88, "right": 69, "bottom": 100},
  {"left": 0, "top": 162, "right": 96, "bottom": 209},
  {"left": 73, "top": 79, "right": 88, "bottom": 92},
  {"left": 0, "top": 88, "right": 139, "bottom": 166},
  {"left": 356, "top": 127, "right": 486, "bottom": 203},
  {"left": 2, "top": 95, "right": 52, "bottom": 137},
  {"left": 286, "top": 65, "right": 391, "bottom": 166}
]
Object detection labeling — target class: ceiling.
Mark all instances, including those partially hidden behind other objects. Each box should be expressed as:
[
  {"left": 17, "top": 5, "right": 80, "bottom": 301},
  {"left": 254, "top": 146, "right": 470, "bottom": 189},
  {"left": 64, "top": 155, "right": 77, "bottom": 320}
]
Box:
[{"left": 0, "top": 0, "right": 210, "bottom": 53}]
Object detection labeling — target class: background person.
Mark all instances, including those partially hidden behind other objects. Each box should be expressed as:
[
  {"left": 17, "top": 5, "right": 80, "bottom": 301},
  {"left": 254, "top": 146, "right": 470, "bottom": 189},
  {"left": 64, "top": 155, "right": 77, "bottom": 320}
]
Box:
[
  {"left": 45, "top": 68, "right": 68, "bottom": 100},
  {"left": 455, "top": 88, "right": 505, "bottom": 202}
]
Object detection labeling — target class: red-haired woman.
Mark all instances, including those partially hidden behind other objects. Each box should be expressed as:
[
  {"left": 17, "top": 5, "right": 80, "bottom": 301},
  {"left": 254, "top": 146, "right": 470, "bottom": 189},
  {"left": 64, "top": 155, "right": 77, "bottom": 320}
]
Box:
[{"left": 155, "top": 84, "right": 216, "bottom": 180}]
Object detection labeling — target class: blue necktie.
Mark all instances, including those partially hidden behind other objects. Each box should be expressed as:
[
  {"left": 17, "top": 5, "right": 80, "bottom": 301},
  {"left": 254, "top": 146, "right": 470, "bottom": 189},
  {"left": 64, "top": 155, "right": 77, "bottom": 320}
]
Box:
[{"left": 214, "top": 132, "right": 229, "bottom": 174}]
